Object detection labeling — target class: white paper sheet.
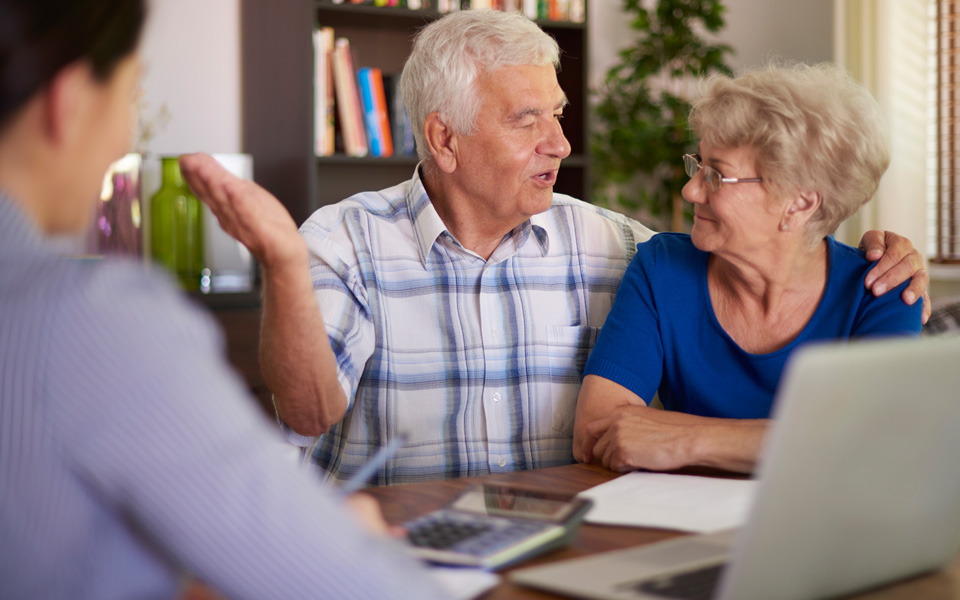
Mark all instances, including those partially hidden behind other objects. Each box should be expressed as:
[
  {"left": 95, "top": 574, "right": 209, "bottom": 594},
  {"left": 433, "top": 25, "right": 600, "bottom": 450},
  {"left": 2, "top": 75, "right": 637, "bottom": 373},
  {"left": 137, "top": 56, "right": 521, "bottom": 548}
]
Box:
[
  {"left": 577, "top": 472, "right": 759, "bottom": 533},
  {"left": 428, "top": 565, "right": 499, "bottom": 600}
]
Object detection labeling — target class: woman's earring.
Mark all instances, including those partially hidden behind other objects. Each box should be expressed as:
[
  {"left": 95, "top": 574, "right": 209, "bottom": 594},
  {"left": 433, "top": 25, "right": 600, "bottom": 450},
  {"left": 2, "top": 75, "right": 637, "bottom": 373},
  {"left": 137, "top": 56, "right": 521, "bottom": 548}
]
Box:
[{"left": 779, "top": 222, "right": 788, "bottom": 232}]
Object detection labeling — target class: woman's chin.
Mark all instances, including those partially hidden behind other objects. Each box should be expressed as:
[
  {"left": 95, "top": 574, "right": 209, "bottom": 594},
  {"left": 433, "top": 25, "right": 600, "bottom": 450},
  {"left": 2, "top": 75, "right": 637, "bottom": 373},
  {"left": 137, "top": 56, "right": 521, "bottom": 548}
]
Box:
[{"left": 689, "top": 224, "right": 714, "bottom": 253}]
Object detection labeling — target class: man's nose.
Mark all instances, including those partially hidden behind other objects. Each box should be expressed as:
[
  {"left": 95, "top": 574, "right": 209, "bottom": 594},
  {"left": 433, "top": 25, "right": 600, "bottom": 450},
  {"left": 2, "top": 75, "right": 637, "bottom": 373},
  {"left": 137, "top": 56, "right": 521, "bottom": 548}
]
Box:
[{"left": 542, "top": 118, "right": 571, "bottom": 159}]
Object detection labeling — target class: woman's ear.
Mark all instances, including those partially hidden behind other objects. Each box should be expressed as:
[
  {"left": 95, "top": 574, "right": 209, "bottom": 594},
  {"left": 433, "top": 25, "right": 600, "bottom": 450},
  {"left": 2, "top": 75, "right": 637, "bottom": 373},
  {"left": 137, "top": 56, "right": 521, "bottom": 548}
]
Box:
[
  {"left": 782, "top": 189, "right": 822, "bottom": 231},
  {"left": 423, "top": 112, "right": 457, "bottom": 174},
  {"left": 42, "top": 61, "right": 91, "bottom": 146}
]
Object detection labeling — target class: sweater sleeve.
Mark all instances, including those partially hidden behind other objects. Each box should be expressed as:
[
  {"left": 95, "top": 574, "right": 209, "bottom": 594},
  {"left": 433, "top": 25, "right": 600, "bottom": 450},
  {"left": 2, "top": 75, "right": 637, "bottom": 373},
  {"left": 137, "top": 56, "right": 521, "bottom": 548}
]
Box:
[
  {"left": 583, "top": 236, "right": 668, "bottom": 402},
  {"left": 47, "top": 263, "right": 447, "bottom": 600}
]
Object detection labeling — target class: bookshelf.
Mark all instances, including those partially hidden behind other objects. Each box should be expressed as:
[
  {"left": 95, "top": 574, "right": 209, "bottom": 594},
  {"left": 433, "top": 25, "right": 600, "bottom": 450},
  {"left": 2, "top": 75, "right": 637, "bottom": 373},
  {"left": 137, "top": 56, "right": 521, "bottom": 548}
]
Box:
[{"left": 241, "top": 0, "right": 591, "bottom": 226}]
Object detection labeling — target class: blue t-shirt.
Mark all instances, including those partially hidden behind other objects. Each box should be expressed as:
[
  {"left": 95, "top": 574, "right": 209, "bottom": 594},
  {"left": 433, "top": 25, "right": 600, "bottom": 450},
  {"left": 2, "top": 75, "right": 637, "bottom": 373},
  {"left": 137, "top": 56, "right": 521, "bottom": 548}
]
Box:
[{"left": 583, "top": 233, "right": 922, "bottom": 419}]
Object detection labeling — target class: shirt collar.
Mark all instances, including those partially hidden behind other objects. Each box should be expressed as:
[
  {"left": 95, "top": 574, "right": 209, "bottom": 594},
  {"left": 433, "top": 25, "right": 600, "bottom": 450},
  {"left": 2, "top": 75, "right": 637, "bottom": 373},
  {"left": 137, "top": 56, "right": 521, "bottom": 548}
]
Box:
[{"left": 406, "top": 165, "right": 551, "bottom": 266}]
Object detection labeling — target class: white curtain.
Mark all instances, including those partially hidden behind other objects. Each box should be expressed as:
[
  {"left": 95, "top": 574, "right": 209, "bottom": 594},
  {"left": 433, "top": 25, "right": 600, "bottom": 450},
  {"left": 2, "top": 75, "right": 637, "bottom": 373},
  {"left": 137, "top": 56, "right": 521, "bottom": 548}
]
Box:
[{"left": 832, "top": 0, "right": 931, "bottom": 252}]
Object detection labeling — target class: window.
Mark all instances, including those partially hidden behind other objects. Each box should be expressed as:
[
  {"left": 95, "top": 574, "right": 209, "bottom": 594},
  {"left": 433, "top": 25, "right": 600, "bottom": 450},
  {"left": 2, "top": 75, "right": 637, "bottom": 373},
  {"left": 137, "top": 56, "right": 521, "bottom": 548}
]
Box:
[{"left": 932, "top": 0, "right": 959, "bottom": 263}]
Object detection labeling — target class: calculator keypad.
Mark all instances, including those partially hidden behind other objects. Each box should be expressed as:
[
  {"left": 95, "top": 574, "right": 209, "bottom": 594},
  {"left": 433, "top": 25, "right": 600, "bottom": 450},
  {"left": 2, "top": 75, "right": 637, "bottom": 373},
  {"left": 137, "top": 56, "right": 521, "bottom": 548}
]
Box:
[{"left": 405, "top": 510, "right": 551, "bottom": 558}]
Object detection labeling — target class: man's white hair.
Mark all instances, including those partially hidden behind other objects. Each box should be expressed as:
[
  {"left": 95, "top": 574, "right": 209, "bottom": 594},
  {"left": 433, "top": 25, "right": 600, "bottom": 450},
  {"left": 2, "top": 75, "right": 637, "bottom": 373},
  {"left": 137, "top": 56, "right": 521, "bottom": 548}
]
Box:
[{"left": 399, "top": 10, "right": 560, "bottom": 162}]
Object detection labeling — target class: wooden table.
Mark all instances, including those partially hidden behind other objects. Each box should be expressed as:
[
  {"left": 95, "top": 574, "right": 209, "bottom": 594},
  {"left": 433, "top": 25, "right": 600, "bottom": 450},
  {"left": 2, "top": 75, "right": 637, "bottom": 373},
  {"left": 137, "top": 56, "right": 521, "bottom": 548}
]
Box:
[{"left": 366, "top": 463, "right": 960, "bottom": 600}]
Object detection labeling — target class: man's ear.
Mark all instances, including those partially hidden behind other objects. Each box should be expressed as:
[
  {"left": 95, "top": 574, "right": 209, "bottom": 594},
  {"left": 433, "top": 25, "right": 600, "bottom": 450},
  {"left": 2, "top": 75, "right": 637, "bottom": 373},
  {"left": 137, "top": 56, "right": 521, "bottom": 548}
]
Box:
[
  {"left": 42, "top": 61, "right": 89, "bottom": 146},
  {"left": 423, "top": 112, "right": 457, "bottom": 174}
]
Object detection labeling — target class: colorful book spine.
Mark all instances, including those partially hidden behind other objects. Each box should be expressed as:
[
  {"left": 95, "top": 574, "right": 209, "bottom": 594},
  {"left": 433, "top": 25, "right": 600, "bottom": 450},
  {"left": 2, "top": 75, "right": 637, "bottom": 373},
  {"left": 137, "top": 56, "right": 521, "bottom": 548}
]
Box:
[
  {"left": 357, "top": 67, "right": 394, "bottom": 157},
  {"left": 549, "top": 0, "right": 569, "bottom": 21},
  {"left": 569, "top": 0, "right": 584, "bottom": 23},
  {"left": 371, "top": 69, "right": 394, "bottom": 157},
  {"left": 332, "top": 38, "right": 368, "bottom": 157},
  {"left": 383, "top": 74, "right": 415, "bottom": 156},
  {"left": 523, "top": 0, "right": 538, "bottom": 20},
  {"left": 313, "top": 27, "right": 336, "bottom": 157}
]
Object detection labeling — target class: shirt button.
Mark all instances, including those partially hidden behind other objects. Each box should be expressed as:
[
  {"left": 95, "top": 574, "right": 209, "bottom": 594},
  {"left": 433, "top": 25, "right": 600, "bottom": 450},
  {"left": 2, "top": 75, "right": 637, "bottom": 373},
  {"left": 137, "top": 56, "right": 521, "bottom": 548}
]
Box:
[
  {"left": 497, "top": 457, "right": 506, "bottom": 468},
  {"left": 492, "top": 392, "right": 501, "bottom": 403},
  {"left": 490, "top": 329, "right": 498, "bottom": 339}
]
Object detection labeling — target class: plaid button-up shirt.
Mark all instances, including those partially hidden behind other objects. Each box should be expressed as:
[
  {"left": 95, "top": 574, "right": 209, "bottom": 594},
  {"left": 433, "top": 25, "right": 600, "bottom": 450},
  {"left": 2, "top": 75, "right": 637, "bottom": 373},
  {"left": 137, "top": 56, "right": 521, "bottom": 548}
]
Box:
[{"left": 287, "top": 168, "right": 654, "bottom": 485}]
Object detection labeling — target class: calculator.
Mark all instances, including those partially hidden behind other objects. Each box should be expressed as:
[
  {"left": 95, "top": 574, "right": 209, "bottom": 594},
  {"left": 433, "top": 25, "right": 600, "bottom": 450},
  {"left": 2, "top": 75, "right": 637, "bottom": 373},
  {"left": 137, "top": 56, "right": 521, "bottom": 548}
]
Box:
[{"left": 403, "top": 483, "right": 593, "bottom": 570}]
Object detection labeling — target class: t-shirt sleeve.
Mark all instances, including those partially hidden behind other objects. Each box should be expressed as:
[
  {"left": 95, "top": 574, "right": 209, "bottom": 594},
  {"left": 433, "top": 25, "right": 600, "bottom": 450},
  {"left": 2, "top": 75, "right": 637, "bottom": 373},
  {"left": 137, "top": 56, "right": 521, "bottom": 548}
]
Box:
[
  {"left": 852, "top": 277, "right": 924, "bottom": 337},
  {"left": 583, "top": 238, "right": 666, "bottom": 402}
]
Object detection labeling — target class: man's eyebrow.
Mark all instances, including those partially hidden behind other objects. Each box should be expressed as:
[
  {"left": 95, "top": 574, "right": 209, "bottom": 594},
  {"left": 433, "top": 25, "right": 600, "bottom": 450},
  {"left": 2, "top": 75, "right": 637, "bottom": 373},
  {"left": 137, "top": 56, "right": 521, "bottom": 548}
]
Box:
[
  {"left": 509, "top": 96, "right": 569, "bottom": 121},
  {"left": 510, "top": 107, "right": 543, "bottom": 121}
]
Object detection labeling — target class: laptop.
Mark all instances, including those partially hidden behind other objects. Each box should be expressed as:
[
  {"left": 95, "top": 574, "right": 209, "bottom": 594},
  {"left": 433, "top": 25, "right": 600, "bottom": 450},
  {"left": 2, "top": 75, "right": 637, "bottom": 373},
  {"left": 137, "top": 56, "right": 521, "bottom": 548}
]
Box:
[{"left": 511, "top": 335, "right": 960, "bottom": 600}]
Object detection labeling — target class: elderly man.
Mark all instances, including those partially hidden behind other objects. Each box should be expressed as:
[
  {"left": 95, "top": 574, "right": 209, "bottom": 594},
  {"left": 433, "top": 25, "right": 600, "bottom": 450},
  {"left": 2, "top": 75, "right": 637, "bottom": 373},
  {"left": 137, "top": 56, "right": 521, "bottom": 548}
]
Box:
[{"left": 181, "top": 10, "right": 928, "bottom": 486}]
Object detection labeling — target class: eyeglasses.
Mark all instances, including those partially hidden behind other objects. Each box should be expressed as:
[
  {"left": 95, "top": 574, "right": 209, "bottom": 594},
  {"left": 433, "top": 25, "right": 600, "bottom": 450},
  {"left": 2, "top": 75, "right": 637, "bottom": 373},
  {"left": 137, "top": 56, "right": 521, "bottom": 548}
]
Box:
[{"left": 682, "top": 154, "right": 763, "bottom": 193}]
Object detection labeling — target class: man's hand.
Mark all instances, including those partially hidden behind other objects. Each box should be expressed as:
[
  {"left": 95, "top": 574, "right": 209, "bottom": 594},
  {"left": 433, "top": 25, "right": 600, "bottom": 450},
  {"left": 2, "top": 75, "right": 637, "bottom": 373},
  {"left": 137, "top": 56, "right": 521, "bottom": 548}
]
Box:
[
  {"left": 859, "top": 230, "right": 930, "bottom": 324},
  {"left": 181, "top": 153, "right": 348, "bottom": 435},
  {"left": 344, "top": 493, "right": 406, "bottom": 538},
  {"left": 179, "top": 153, "right": 307, "bottom": 271}
]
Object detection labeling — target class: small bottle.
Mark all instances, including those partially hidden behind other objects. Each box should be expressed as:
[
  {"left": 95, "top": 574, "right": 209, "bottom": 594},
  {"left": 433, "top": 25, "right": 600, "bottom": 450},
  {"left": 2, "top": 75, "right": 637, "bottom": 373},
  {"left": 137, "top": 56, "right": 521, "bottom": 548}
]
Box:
[{"left": 150, "top": 156, "right": 204, "bottom": 290}]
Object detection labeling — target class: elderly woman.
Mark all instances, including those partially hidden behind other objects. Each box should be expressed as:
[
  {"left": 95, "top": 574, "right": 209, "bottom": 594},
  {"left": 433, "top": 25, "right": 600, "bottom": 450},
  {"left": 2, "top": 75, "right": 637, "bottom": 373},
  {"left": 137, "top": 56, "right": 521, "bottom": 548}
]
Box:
[{"left": 573, "top": 64, "right": 923, "bottom": 475}]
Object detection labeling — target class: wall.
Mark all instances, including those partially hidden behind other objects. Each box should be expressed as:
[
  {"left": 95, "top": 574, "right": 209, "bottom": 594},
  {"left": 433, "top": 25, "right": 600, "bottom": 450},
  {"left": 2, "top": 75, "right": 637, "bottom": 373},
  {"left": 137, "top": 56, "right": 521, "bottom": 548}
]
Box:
[
  {"left": 138, "top": 0, "right": 242, "bottom": 155},
  {"left": 588, "top": 0, "right": 834, "bottom": 89},
  {"left": 141, "top": 0, "right": 831, "bottom": 156}
]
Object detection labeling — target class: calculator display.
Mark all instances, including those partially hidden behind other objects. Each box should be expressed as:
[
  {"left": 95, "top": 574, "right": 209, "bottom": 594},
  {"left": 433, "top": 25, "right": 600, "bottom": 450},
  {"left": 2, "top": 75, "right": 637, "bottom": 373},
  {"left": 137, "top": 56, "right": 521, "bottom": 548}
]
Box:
[{"left": 449, "top": 484, "right": 582, "bottom": 522}]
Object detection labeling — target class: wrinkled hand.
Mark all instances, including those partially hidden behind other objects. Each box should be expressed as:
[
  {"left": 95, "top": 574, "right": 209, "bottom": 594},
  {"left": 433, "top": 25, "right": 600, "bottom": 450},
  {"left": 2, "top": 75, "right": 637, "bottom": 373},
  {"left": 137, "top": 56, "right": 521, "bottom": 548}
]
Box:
[
  {"left": 859, "top": 230, "right": 930, "bottom": 324},
  {"left": 344, "top": 493, "right": 406, "bottom": 539},
  {"left": 179, "top": 153, "right": 306, "bottom": 270},
  {"left": 581, "top": 405, "right": 698, "bottom": 473}
]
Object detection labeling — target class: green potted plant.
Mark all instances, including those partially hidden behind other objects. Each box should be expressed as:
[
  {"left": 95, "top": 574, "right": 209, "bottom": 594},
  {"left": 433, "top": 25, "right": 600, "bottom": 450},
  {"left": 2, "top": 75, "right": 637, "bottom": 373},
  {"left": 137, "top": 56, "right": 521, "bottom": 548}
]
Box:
[{"left": 591, "top": 0, "right": 733, "bottom": 232}]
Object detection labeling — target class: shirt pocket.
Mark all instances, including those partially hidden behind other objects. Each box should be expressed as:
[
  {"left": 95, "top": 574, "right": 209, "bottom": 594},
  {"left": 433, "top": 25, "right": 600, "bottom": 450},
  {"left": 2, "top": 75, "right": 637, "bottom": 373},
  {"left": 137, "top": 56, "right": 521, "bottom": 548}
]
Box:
[{"left": 544, "top": 325, "right": 599, "bottom": 436}]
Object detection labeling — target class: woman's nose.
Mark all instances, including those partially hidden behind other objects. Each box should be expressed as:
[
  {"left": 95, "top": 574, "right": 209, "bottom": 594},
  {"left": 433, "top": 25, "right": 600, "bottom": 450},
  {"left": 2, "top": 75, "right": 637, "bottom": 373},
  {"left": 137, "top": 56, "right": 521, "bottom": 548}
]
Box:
[{"left": 682, "top": 176, "right": 705, "bottom": 205}]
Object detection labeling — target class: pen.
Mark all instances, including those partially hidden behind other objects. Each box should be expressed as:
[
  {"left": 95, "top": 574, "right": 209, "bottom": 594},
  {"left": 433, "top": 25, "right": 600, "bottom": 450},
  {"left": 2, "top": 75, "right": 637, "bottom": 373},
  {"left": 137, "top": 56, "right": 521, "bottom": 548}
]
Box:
[{"left": 338, "top": 434, "right": 407, "bottom": 496}]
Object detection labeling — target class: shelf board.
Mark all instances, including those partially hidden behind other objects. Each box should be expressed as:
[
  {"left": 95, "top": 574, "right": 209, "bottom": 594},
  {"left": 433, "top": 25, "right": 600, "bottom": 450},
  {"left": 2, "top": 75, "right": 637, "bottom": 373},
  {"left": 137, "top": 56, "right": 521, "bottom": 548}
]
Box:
[
  {"left": 316, "top": 153, "right": 588, "bottom": 167},
  {"left": 189, "top": 289, "right": 262, "bottom": 310},
  {"left": 314, "top": 2, "right": 585, "bottom": 30}
]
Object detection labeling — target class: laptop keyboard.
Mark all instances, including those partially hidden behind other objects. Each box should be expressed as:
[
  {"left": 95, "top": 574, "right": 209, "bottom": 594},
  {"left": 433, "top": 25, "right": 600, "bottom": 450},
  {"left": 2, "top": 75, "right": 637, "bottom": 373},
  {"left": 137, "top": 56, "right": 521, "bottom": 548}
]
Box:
[{"left": 627, "top": 564, "right": 725, "bottom": 600}]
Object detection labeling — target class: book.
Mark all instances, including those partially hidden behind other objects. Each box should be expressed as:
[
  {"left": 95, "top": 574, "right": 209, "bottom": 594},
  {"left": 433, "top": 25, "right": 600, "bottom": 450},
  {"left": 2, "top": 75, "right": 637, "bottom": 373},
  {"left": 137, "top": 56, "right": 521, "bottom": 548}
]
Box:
[
  {"left": 313, "top": 27, "right": 336, "bottom": 156},
  {"left": 357, "top": 67, "right": 394, "bottom": 157},
  {"left": 332, "top": 38, "right": 368, "bottom": 157},
  {"left": 522, "top": 0, "right": 538, "bottom": 20},
  {"left": 383, "top": 74, "right": 416, "bottom": 156},
  {"left": 569, "top": 0, "right": 584, "bottom": 23},
  {"left": 549, "top": 0, "right": 569, "bottom": 21}
]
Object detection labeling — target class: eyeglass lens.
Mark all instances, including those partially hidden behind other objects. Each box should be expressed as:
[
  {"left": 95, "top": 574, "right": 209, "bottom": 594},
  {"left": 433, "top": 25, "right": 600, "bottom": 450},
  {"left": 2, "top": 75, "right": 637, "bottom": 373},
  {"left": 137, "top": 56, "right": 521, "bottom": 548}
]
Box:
[{"left": 683, "top": 154, "right": 721, "bottom": 192}]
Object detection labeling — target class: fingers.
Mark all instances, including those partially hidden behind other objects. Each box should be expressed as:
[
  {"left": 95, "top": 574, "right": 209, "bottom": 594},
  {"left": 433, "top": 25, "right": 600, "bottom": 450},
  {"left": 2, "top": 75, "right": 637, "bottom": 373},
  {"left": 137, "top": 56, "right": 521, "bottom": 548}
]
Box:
[
  {"left": 343, "top": 493, "right": 391, "bottom": 536},
  {"left": 921, "top": 291, "right": 932, "bottom": 325},
  {"left": 179, "top": 153, "right": 232, "bottom": 210},
  {"left": 867, "top": 257, "right": 927, "bottom": 300},
  {"left": 578, "top": 434, "right": 594, "bottom": 464},
  {"left": 863, "top": 231, "right": 927, "bottom": 301},
  {"left": 596, "top": 430, "right": 631, "bottom": 473},
  {"left": 899, "top": 267, "right": 929, "bottom": 306},
  {"left": 581, "top": 414, "right": 618, "bottom": 465},
  {"left": 858, "top": 229, "right": 885, "bottom": 263},
  {"left": 588, "top": 419, "right": 620, "bottom": 469}
]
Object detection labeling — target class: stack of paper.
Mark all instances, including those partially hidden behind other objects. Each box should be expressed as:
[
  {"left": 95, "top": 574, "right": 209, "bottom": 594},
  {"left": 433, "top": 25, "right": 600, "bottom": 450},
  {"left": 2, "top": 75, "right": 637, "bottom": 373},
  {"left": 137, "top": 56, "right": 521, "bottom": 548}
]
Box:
[{"left": 578, "top": 472, "right": 758, "bottom": 534}]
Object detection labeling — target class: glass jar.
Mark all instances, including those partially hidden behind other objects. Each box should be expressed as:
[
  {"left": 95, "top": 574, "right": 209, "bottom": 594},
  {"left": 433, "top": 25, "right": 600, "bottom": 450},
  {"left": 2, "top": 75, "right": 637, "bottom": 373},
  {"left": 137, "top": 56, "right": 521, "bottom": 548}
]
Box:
[{"left": 150, "top": 156, "right": 204, "bottom": 290}]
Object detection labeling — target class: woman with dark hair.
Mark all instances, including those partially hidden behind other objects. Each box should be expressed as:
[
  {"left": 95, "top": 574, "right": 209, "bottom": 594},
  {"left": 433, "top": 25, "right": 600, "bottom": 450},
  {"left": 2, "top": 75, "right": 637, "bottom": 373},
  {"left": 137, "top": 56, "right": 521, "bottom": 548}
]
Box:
[{"left": 0, "top": 2, "right": 446, "bottom": 598}]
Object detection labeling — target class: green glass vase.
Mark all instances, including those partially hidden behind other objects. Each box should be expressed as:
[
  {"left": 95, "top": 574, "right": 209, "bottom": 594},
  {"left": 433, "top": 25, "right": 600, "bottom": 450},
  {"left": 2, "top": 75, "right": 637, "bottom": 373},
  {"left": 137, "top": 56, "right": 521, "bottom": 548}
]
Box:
[{"left": 150, "top": 156, "right": 204, "bottom": 290}]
